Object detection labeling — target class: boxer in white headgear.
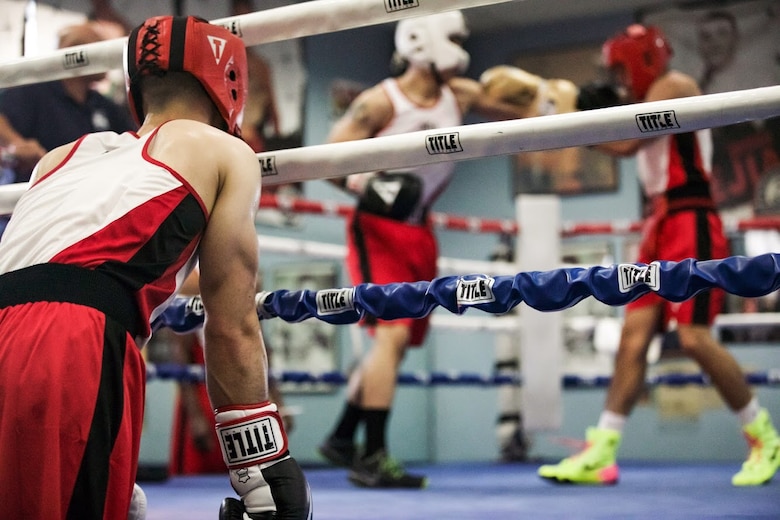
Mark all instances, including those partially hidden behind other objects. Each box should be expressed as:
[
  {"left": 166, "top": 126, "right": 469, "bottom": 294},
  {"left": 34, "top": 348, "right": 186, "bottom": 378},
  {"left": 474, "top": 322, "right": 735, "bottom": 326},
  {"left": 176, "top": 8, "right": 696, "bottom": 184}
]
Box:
[
  {"left": 320, "top": 10, "right": 531, "bottom": 489},
  {"left": 394, "top": 10, "right": 470, "bottom": 80}
]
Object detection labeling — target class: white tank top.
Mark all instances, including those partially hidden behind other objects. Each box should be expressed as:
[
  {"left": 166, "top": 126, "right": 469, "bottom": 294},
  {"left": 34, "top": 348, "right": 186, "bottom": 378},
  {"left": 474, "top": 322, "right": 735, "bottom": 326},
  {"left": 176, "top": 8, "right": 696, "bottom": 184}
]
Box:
[
  {"left": 0, "top": 128, "right": 206, "bottom": 339},
  {"left": 377, "top": 78, "right": 463, "bottom": 215}
]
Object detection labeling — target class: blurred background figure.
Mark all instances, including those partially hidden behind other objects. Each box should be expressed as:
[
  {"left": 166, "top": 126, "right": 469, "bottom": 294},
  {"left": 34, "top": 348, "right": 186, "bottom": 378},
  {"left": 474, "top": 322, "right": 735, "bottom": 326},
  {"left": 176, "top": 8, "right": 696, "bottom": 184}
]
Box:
[
  {"left": 167, "top": 269, "right": 293, "bottom": 476},
  {"left": 0, "top": 21, "right": 135, "bottom": 183}
]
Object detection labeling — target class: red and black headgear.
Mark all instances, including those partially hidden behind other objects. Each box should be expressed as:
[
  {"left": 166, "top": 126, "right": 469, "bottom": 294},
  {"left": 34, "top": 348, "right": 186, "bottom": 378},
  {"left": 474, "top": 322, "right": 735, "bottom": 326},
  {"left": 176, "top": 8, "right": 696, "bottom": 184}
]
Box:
[{"left": 125, "top": 15, "right": 248, "bottom": 137}]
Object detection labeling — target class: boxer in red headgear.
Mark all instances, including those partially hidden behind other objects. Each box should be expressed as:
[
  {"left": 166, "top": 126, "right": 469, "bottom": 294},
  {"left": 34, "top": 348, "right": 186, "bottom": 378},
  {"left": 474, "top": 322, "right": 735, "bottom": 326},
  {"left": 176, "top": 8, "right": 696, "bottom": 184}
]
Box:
[
  {"left": 602, "top": 24, "right": 672, "bottom": 101},
  {"left": 125, "top": 15, "right": 248, "bottom": 137},
  {"left": 538, "top": 23, "right": 780, "bottom": 488},
  {"left": 0, "top": 15, "right": 311, "bottom": 519}
]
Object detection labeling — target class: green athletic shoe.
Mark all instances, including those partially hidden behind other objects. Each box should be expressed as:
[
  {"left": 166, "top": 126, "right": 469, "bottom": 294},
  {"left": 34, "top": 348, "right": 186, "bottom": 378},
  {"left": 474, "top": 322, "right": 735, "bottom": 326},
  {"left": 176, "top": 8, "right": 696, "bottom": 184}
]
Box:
[
  {"left": 732, "top": 408, "right": 780, "bottom": 486},
  {"left": 348, "top": 449, "right": 428, "bottom": 489},
  {"left": 538, "top": 427, "right": 621, "bottom": 485}
]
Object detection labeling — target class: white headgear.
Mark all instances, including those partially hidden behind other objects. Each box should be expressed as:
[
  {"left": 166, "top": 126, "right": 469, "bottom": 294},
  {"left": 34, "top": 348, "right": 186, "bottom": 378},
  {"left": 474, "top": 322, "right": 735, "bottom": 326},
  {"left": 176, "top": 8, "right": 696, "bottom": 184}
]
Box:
[{"left": 394, "top": 10, "right": 470, "bottom": 74}]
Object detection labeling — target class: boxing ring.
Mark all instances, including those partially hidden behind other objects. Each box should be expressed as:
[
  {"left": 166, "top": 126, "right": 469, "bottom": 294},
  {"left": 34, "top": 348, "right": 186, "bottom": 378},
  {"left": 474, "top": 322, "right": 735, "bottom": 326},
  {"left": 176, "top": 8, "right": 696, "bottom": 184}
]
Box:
[{"left": 2, "top": 0, "right": 780, "bottom": 518}]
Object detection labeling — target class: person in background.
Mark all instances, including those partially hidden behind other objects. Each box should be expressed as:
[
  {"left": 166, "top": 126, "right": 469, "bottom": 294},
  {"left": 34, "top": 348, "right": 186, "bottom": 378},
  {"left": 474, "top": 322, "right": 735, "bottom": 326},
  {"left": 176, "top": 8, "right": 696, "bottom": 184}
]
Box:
[
  {"left": 0, "top": 22, "right": 135, "bottom": 183},
  {"left": 230, "top": 0, "right": 281, "bottom": 154},
  {"left": 317, "top": 10, "right": 537, "bottom": 489},
  {"left": 537, "top": 23, "right": 780, "bottom": 487},
  {"left": 168, "top": 269, "right": 294, "bottom": 476}
]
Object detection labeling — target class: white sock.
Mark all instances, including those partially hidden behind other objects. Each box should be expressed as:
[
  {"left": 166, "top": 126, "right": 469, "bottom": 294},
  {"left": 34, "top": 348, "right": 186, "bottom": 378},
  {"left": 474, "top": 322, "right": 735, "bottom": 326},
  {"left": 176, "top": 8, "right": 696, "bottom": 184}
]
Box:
[
  {"left": 597, "top": 410, "right": 627, "bottom": 433},
  {"left": 736, "top": 396, "right": 761, "bottom": 427}
]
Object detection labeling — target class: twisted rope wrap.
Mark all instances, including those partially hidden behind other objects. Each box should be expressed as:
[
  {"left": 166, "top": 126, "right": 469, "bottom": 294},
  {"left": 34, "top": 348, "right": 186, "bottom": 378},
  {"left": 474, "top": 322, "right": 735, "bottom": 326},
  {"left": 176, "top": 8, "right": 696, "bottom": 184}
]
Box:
[
  {"left": 254, "top": 254, "right": 780, "bottom": 324},
  {"left": 153, "top": 254, "right": 780, "bottom": 331}
]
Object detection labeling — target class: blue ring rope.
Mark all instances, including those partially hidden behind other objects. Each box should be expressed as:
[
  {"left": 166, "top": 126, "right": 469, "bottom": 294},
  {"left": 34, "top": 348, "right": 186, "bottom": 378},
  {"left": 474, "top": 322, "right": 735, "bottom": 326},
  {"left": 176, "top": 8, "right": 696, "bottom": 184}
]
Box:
[
  {"left": 146, "top": 363, "right": 780, "bottom": 388},
  {"left": 154, "top": 253, "right": 780, "bottom": 332}
]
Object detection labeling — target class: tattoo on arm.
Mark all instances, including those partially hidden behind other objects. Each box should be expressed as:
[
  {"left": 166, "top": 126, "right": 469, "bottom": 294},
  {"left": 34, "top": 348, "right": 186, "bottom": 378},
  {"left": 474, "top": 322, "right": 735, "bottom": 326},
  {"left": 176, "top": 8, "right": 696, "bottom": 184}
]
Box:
[{"left": 348, "top": 100, "right": 374, "bottom": 129}]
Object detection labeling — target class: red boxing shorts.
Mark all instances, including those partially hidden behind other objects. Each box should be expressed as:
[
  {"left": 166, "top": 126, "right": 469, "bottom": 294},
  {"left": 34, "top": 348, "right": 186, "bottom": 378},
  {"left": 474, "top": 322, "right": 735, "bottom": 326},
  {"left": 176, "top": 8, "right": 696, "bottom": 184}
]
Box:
[
  {"left": 346, "top": 210, "right": 438, "bottom": 346},
  {"left": 628, "top": 206, "right": 729, "bottom": 327},
  {"left": 0, "top": 300, "right": 145, "bottom": 519}
]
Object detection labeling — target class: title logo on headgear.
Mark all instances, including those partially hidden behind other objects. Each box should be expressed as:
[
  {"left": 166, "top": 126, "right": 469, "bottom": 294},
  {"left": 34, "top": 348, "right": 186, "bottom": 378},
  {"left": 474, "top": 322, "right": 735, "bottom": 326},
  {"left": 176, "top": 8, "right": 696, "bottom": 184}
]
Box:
[
  {"left": 385, "top": 0, "right": 419, "bottom": 13},
  {"left": 207, "top": 35, "right": 227, "bottom": 64}
]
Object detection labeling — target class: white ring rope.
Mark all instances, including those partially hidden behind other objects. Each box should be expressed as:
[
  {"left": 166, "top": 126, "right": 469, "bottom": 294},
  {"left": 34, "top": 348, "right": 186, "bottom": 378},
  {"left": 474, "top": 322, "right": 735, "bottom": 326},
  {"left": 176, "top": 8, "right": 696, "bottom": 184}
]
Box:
[
  {"left": 257, "top": 86, "right": 780, "bottom": 185},
  {"left": 0, "top": 0, "right": 517, "bottom": 88},
  {"left": 2, "top": 87, "right": 778, "bottom": 213}
]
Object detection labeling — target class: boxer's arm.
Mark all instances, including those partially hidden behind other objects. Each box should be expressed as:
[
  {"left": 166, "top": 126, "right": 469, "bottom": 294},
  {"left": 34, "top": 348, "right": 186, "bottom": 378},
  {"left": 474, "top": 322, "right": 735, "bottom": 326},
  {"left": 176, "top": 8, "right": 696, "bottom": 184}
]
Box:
[
  {"left": 198, "top": 133, "right": 312, "bottom": 519},
  {"left": 197, "top": 134, "right": 265, "bottom": 408},
  {"left": 592, "top": 71, "right": 698, "bottom": 157},
  {"left": 326, "top": 85, "right": 392, "bottom": 192}
]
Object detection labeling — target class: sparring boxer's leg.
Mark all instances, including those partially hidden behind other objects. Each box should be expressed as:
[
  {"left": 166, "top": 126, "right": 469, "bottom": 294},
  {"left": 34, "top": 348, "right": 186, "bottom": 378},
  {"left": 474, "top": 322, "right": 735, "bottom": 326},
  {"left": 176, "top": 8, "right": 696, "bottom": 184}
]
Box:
[
  {"left": 732, "top": 407, "right": 780, "bottom": 486},
  {"left": 537, "top": 427, "right": 621, "bottom": 485},
  {"left": 346, "top": 324, "right": 427, "bottom": 489}
]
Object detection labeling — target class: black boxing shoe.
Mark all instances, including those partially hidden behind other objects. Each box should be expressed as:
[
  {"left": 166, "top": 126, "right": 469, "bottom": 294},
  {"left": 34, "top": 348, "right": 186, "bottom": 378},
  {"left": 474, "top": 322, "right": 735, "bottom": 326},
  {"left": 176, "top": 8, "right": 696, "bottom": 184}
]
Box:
[
  {"left": 348, "top": 449, "right": 428, "bottom": 489},
  {"left": 318, "top": 435, "right": 356, "bottom": 468}
]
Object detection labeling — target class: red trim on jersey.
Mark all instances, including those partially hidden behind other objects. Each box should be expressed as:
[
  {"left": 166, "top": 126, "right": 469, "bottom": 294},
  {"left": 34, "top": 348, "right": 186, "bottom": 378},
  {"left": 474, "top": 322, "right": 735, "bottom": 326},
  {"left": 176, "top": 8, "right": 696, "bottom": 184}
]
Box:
[
  {"left": 49, "top": 187, "right": 200, "bottom": 332},
  {"left": 50, "top": 187, "right": 191, "bottom": 266},
  {"left": 140, "top": 238, "right": 200, "bottom": 324},
  {"left": 32, "top": 134, "right": 91, "bottom": 186},
  {"left": 141, "top": 123, "right": 210, "bottom": 219}
]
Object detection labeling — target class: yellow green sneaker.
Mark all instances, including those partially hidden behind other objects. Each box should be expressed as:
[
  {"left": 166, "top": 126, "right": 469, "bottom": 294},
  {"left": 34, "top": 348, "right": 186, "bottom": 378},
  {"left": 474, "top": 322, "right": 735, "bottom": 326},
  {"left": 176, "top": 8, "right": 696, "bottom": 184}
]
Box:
[
  {"left": 732, "top": 408, "right": 780, "bottom": 486},
  {"left": 538, "top": 427, "right": 621, "bottom": 485}
]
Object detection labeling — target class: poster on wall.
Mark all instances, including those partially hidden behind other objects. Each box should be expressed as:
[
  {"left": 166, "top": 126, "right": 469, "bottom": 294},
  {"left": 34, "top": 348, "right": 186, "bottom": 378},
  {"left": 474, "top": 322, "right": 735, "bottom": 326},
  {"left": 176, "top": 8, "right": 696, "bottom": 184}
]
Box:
[
  {"left": 643, "top": 1, "right": 780, "bottom": 217},
  {"left": 511, "top": 45, "right": 619, "bottom": 197},
  {"left": 644, "top": 1, "right": 780, "bottom": 336},
  {"left": 265, "top": 262, "right": 340, "bottom": 392}
]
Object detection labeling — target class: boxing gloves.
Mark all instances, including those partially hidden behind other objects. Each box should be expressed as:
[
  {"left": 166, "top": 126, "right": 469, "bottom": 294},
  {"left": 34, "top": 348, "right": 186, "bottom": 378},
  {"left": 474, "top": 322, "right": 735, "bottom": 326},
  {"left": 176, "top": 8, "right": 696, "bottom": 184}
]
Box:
[
  {"left": 128, "top": 483, "right": 147, "bottom": 520},
  {"left": 215, "top": 402, "right": 312, "bottom": 520},
  {"left": 480, "top": 65, "right": 542, "bottom": 109},
  {"left": 480, "top": 65, "right": 578, "bottom": 116},
  {"left": 575, "top": 82, "right": 623, "bottom": 111}
]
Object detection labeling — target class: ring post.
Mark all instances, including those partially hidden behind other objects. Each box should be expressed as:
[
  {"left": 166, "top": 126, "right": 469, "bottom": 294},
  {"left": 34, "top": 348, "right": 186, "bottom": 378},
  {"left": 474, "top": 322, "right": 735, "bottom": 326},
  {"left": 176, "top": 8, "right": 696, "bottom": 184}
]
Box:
[{"left": 517, "top": 194, "right": 564, "bottom": 431}]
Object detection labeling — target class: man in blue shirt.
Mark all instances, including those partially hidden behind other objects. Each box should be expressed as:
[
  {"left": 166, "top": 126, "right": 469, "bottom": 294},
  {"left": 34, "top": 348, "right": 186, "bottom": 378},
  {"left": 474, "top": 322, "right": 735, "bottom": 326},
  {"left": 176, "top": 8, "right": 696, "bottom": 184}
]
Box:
[{"left": 0, "top": 22, "right": 135, "bottom": 183}]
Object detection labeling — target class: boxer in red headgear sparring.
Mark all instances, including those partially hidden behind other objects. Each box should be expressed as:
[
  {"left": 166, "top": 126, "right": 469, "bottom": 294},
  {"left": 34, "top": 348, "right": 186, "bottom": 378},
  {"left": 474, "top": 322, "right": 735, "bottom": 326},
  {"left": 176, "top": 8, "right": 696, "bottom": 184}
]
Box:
[
  {"left": 537, "top": 24, "right": 780, "bottom": 487},
  {"left": 0, "top": 15, "right": 311, "bottom": 519}
]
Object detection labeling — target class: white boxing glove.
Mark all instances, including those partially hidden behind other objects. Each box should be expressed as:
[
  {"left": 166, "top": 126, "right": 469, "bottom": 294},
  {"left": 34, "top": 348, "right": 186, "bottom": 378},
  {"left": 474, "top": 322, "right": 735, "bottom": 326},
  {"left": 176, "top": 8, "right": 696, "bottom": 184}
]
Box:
[
  {"left": 127, "top": 483, "right": 147, "bottom": 520},
  {"left": 215, "top": 402, "right": 312, "bottom": 519}
]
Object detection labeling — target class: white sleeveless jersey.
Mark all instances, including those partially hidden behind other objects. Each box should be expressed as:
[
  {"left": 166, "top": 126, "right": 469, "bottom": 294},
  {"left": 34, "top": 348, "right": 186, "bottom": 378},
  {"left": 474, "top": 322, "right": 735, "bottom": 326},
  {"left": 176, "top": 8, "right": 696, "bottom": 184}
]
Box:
[
  {"left": 0, "top": 127, "right": 206, "bottom": 339},
  {"left": 377, "top": 78, "right": 463, "bottom": 211}
]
